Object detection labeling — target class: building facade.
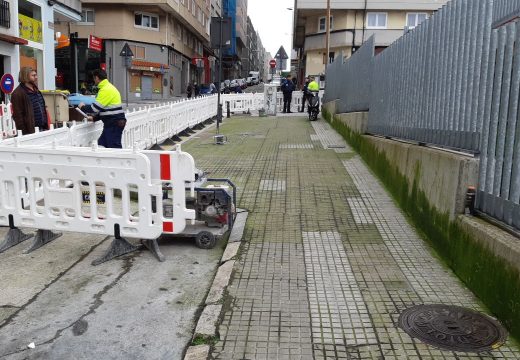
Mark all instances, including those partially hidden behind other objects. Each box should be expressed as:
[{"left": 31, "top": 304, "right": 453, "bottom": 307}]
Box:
[
  {"left": 292, "top": 0, "right": 449, "bottom": 82},
  {"left": 0, "top": 0, "right": 80, "bottom": 101},
  {"left": 222, "top": 0, "right": 247, "bottom": 79},
  {"left": 55, "top": 0, "right": 212, "bottom": 101}
]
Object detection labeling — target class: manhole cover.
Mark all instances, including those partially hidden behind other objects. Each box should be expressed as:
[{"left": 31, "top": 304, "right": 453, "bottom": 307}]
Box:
[{"left": 398, "top": 304, "right": 508, "bottom": 352}]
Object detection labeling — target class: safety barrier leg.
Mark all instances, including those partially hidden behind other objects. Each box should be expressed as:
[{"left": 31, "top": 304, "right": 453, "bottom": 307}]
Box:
[
  {"left": 91, "top": 224, "right": 140, "bottom": 266},
  {"left": 141, "top": 238, "right": 165, "bottom": 262},
  {"left": 24, "top": 229, "right": 63, "bottom": 254},
  {"left": 150, "top": 144, "right": 165, "bottom": 151},
  {"left": 170, "top": 134, "right": 182, "bottom": 142},
  {"left": 0, "top": 215, "right": 33, "bottom": 253}
]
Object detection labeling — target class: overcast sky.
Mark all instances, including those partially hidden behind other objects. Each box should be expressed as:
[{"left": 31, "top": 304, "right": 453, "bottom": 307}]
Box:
[{"left": 248, "top": 0, "right": 295, "bottom": 62}]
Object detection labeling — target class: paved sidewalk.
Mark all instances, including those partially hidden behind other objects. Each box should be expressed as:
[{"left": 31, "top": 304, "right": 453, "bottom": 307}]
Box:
[{"left": 182, "top": 116, "right": 520, "bottom": 360}]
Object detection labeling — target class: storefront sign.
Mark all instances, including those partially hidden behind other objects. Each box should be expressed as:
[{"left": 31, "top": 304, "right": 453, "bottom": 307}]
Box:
[
  {"left": 0, "top": 74, "right": 15, "bottom": 94},
  {"left": 88, "top": 35, "right": 103, "bottom": 52},
  {"left": 18, "top": 14, "right": 43, "bottom": 43}
]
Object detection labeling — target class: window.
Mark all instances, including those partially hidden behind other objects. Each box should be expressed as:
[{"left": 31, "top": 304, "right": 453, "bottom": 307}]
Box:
[
  {"left": 135, "top": 12, "right": 159, "bottom": 30},
  {"left": 176, "top": 23, "right": 182, "bottom": 40},
  {"left": 80, "top": 9, "right": 95, "bottom": 24},
  {"left": 129, "top": 45, "right": 146, "bottom": 59},
  {"left": 192, "top": 0, "right": 196, "bottom": 16},
  {"left": 407, "top": 13, "right": 427, "bottom": 28},
  {"left": 318, "top": 16, "right": 333, "bottom": 32},
  {"left": 198, "top": 6, "right": 202, "bottom": 23},
  {"left": 367, "top": 12, "right": 387, "bottom": 29}
]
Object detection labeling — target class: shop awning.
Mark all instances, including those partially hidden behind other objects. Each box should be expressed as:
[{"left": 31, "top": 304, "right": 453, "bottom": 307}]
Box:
[
  {"left": 131, "top": 60, "right": 169, "bottom": 72},
  {"left": 0, "top": 34, "right": 28, "bottom": 45}
]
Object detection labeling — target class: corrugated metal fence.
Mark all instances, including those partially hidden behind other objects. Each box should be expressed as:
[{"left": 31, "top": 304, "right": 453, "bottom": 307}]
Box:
[
  {"left": 323, "top": 36, "right": 374, "bottom": 113},
  {"left": 493, "top": 0, "right": 520, "bottom": 27},
  {"left": 368, "top": 0, "right": 493, "bottom": 152},
  {"left": 478, "top": 21, "right": 520, "bottom": 229},
  {"left": 324, "top": 0, "right": 520, "bottom": 229}
]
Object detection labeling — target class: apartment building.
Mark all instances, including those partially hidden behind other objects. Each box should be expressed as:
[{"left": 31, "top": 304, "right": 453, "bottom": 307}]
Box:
[
  {"left": 222, "top": 0, "right": 247, "bottom": 79},
  {"left": 292, "top": 0, "right": 449, "bottom": 81},
  {"left": 0, "top": 0, "right": 81, "bottom": 100},
  {"left": 55, "top": 0, "right": 211, "bottom": 100},
  {"left": 211, "top": 0, "right": 221, "bottom": 17}
]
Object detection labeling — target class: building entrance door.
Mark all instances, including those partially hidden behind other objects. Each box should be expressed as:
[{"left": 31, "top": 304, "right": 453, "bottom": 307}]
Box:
[{"left": 141, "top": 76, "right": 153, "bottom": 100}]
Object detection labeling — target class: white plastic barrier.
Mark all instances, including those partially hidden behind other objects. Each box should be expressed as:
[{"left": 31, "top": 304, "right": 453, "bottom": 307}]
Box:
[
  {"left": 4, "top": 95, "right": 223, "bottom": 151},
  {"left": 0, "top": 145, "right": 196, "bottom": 238},
  {"left": 0, "top": 102, "right": 16, "bottom": 139},
  {"left": 70, "top": 120, "right": 104, "bottom": 147},
  {"left": 1, "top": 126, "right": 71, "bottom": 147},
  {"left": 220, "top": 91, "right": 324, "bottom": 114}
]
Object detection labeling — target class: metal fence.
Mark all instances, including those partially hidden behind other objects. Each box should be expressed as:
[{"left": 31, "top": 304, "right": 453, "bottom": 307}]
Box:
[
  {"left": 477, "top": 21, "right": 520, "bottom": 229},
  {"left": 323, "top": 36, "right": 374, "bottom": 113},
  {"left": 367, "top": 0, "right": 493, "bottom": 152},
  {"left": 493, "top": 0, "right": 520, "bottom": 27}
]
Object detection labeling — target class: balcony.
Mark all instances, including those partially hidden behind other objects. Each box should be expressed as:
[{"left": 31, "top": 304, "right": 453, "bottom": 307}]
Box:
[
  {"left": 304, "top": 29, "right": 406, "bottom": 52},
  {"left": 297, "top": 0, "right": 449, "bottom": 11},
  {"left": 0, "top": 0, "right": 9, "bottom": 29},
  {"left": 52, "top": 0, "right": 82, "bottom": 22}
]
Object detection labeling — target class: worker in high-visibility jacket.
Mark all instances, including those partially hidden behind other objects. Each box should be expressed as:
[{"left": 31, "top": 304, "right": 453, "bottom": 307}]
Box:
[{"left": 78, "top": 69, "right": 126, "bottom": 148}]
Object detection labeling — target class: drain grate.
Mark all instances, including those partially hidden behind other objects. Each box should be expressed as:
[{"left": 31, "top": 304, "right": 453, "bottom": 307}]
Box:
[{"left": 398, "top": 304, "right": 508, "bottom": 353}]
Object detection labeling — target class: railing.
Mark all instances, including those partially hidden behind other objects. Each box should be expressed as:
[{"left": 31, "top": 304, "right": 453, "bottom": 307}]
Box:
[{"left": 0, "top": 0, "right": 9, "bottom": 29}]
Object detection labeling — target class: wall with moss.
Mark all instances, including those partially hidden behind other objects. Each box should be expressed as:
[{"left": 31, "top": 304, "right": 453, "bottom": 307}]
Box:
[{"left": 322, "top": 106, "right": 520, "bottom": 343}]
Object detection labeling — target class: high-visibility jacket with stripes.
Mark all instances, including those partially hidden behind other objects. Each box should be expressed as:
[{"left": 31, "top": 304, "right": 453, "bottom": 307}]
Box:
[{"left": 83, "top": 79, "right": 126, "bottom": 127}]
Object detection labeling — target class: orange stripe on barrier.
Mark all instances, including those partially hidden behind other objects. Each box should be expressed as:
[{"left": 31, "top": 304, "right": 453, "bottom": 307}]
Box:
[
  {"left": 163, "top": 222, "right": 174, "bottom": 233},
  {"left": 160, "top": 154, "right": 171, "bottom": 180}
]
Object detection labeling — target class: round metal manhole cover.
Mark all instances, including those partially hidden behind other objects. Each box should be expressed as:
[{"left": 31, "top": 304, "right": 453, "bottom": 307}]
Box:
[{"left": 398, "top": 304, "right": 508, "bottom": 352}]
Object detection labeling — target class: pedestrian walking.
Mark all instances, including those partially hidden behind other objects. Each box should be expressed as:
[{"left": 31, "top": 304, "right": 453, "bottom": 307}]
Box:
[
  {"left": 300, "top": 77, "right": 311, "bottom": 112},
  {"left": 281, "top": 75, "right": 295, "bottom": 113},
  {"left": 78, "top": 69, "right": 126, "bottom": 149},
  {"left": 187, "top": 83, "right": 193, "bottom": 98},
  {"left": 11, "top": 67, "right": 49, "bottom": 135},
  {"left": 194, "top": 83, "right": 200, "bottom": 97}
]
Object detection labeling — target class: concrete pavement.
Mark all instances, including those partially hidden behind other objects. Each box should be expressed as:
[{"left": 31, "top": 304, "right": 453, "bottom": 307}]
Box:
[
  {"left": 180, "top": 115, "right": 520, "bottom": 360},
  {"left": 0, "top": 228, "right": 224, "bottom": 359}
]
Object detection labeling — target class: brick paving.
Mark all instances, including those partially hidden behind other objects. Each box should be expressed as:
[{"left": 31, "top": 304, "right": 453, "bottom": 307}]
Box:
[{"left": 181, "top": 116, "right": 520, "bottom": 359}]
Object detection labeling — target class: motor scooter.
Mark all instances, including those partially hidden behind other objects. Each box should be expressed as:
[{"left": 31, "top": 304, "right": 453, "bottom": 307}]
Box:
[{"left": 308, "top": 91, "right": 320, "bottom": 121}]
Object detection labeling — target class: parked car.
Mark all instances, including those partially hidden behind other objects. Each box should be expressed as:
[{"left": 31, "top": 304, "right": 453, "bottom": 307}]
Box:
[
  {"left": 199, "top": 84, "right": 213, "bottom": 95},
  {"left": 246, "top": 77, "right": 253, "bottom": 86}
]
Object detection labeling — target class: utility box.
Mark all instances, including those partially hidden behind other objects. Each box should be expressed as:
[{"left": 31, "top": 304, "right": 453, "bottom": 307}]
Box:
[{"left": 41, "top": 91, "right": 70, "bottom": 125}]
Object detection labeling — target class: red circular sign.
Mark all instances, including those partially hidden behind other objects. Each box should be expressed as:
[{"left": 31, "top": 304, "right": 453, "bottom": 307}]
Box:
[
  {"left": 269, "top": 59, "right": 276, "bottom": 68},
  {"left": 0, "top": 73, "right": 15, "bottom": 94}
]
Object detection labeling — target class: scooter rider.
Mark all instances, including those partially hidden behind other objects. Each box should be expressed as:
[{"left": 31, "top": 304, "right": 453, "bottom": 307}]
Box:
[{"left": 307, "top": 78, "right": 320, "bottom": 112}]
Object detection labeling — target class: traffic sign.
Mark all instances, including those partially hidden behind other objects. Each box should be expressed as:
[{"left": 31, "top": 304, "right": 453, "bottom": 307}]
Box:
[
  {"left": 0, "top": 74, "right": 15, "bottom": 94},
  {"left": 120, "top": 42, "right": 134, "bottom": 57},
  {"left": 269, "top": 59, "right": 276, "bottom": 68}
]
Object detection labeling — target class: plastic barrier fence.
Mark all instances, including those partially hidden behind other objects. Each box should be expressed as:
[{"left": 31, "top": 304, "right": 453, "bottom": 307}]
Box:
[
  {"left": 220, "top": 91, "right": 324, "bottom": 114},
  {"left": 0, "top": 95, "right": 218, "bottom": 150},
  {"left": 0, "top": 102, "right": 16, "bottom": 139},
  {"left": 0, "top": 145, "right": 195, "bottom": 239}
]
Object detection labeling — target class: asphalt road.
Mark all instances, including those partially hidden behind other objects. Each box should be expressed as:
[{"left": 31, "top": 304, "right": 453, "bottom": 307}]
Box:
[{"left": 0, "top": 226, "right": 224, "bottom": 359}]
